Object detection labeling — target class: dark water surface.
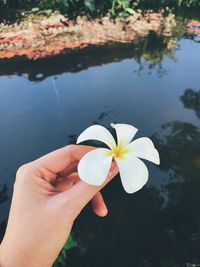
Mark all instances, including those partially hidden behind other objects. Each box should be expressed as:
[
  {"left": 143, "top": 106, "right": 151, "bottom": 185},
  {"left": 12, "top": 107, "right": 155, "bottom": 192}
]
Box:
[{"left": 0, "top": 30, "right": 200, "bottom": 267}]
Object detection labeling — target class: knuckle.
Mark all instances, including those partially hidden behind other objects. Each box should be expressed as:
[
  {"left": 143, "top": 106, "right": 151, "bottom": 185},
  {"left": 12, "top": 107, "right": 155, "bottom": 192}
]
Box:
[{"left": 16, "top": 163, "right": 32, "bottom": 179}]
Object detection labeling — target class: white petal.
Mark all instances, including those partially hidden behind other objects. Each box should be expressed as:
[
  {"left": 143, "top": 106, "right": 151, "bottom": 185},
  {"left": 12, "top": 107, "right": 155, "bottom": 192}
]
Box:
[
  {"left": 115, "top": 155, "right": 148, "bottom": 194},
  {"left": 126, "top": 137, "right": 160, "bottom": 165},
  {"left": 78, "top": 148, "right": 113, "bottom": 186},
  {"left": 77, "top": 125, "right": 116, "bottom": 149},
  {"left": 111, "top": 123, "right": 138, "bottom": 146}
]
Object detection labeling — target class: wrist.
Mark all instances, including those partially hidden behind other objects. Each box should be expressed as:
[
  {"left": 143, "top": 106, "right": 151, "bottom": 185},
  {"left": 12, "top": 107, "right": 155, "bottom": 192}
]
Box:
[{"left": 0, "top": 241, "right": 53, "bottom": 267}]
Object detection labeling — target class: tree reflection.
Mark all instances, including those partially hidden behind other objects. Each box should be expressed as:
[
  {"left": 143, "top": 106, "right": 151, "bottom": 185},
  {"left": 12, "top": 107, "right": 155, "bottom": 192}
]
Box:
[
  {"left": 133, "top": 31, "right": 177, "bottom": 77},
  {"left": 180, "top": 88, "right": 200, "bottom": 119},
  {"left": 70, "top": 185, "right": 167, "bottom": 267},
  {"left": 151, "top": 89, "right": 200, "bottom": 265},
  {"left": 67, "top": 119, "right": 200, "bottom": 267},
  {"left": 153, "top": 121, "right": 200, "bottom": 177},
  {"left": 153, "top": 121, "right": 200, "bottom": 266},
  {"left": 68, "top": 92, "right": 200, "bottom": 267}
]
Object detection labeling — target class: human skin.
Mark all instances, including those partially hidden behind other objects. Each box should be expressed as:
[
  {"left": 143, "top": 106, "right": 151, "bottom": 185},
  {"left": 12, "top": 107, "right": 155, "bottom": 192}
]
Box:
[{"left": 0, "top": 145, "right": 118, "bottom": 267}]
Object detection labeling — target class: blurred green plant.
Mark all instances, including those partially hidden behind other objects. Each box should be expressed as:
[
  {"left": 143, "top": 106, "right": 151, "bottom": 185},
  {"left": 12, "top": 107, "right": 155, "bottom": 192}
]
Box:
[
  {"left": 111, "top": 0, "right": 135, "bottom": 16},
  {"left": 135, "top": 0, "right": 200, "bottom": 8},
  {"left": 0, "top": 0, "right": 199, "bottom": 17},
  {"left": 53, "top": 235, "right": 76, "bottom": 267}
]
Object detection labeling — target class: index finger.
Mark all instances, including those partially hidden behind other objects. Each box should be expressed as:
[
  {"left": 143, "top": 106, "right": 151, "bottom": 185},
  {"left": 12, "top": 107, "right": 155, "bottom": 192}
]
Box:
[{"left": 33, "top": 145, "right": 95, "bottom": 174}]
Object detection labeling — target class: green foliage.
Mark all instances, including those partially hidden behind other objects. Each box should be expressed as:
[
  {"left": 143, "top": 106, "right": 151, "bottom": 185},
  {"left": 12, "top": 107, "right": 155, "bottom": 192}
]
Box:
[
  {"left": 84, "top": 0, "right": 96, "bottom": 13},
  {"left": 0, "top": 0, "right": 199, "bottom": 17},
  {"left": 0, "top": 0, "right": 108, "bottom": 16},
  {"left": 53, "top": 235, "right": 76, "bottom": 267},
  {"left": 135, "top": 0, "right": 200, "bottom": 9},
  {"left": 111, "top": 0, "right": 135, "bottom": 16},
  {"left": 135, "top": 0, "right": 200, "bottom": 8}
]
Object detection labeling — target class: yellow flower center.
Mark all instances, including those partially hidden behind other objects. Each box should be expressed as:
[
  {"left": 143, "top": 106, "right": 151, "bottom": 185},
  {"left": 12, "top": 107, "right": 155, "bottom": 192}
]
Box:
[{"left": 108, "top": 140, "right": 130, "bottom": 159}]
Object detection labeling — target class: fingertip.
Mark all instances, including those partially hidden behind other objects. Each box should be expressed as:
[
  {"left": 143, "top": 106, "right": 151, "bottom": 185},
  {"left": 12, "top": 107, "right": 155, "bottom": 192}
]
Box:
[
  {"left": 95, "top": 206, "right": 108, "bottom": 217},
  {"left": 101, "top": 207, "right": 108, "bottom": 217}
]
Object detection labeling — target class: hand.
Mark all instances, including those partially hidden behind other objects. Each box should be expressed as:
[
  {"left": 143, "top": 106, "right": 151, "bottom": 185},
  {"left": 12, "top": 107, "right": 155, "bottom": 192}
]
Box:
[{"left": 0, "top": 145, "right": 117, "bottom": 267}]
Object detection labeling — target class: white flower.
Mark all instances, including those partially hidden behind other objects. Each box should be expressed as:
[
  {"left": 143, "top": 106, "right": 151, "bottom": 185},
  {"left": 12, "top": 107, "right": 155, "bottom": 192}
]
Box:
[{"left": 76, "top": 123, "right": 160, "bottom": 193}]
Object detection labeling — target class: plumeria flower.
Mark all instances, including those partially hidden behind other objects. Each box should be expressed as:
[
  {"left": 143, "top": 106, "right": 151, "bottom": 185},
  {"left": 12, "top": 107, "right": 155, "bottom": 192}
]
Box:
[{"left": 77, "top": 123, "right": 160, "bottom": 193}]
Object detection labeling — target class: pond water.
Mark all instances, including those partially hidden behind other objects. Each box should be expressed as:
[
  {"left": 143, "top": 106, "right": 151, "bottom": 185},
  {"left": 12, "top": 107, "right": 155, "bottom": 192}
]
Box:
[{"left": 0, "top": 28, "right": 200, "bottom": 267}]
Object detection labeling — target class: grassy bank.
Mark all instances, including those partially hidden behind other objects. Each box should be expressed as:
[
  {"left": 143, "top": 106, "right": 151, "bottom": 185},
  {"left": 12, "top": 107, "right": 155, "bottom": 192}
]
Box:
[{"left": 0, "top": 0, "right": 199, "bottom": 19}]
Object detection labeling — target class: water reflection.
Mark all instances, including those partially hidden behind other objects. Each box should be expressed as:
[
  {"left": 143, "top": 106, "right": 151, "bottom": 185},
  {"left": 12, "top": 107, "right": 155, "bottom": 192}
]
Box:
[
  {"left": 181, "top": 88, "right": 200, "bottom": 119},
  {"left": 0, "top": 31, "right": 179, "bottom": 82},
  {"left": 133, "top": 32, "right": 177, "bottom": 77},
  {"left": 70, "top": 186, "right": 166, "bottom": 267},
  {"left": 0, "top": 184, "right": 8, "bottom": 204},
  {"left": 153, "top": 120, "right": 200, "bottom": 266},
  {"left": 153, "top": 121, "right": 200, "bottom": 176},
  {"left": 0, "top": 185, "right": 8, "bottom": 241},
  {"left": 0, "top": 25, "right": 199, "bottom": 267},
  {"left": 0, "top": 219, "right": 6, "bottom": 242},
  {"left": 67, "top": 91, "right": 200, "bottom": 267}
]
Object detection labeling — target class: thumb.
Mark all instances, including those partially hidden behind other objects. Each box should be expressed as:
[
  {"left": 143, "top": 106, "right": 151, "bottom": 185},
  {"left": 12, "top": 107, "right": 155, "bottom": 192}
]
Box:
[{"left": 59, "top": 161, "right": 118, "bottom": 219}]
